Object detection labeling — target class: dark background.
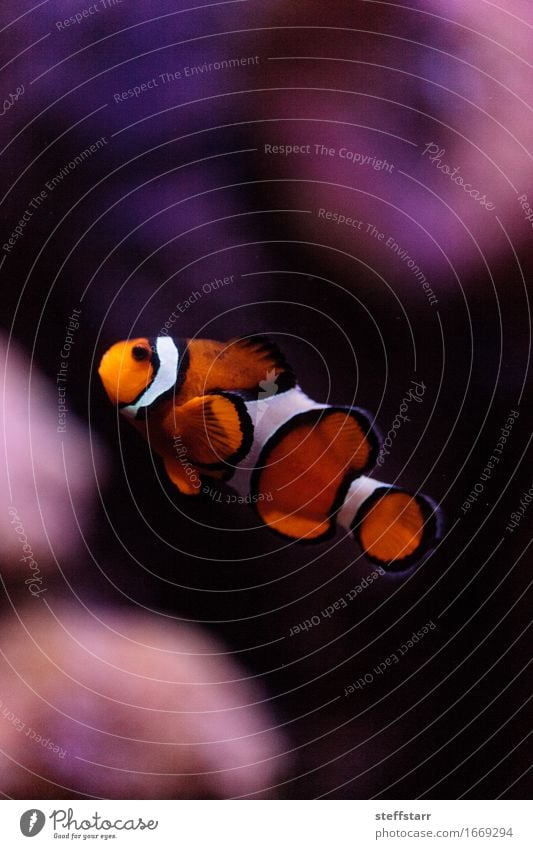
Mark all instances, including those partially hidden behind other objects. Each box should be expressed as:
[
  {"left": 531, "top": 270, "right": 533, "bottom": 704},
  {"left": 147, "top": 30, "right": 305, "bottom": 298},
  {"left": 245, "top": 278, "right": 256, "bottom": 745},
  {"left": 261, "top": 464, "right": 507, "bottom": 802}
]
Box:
[{"left": 0, "top": 0, "right": 531, "bottom": 798}]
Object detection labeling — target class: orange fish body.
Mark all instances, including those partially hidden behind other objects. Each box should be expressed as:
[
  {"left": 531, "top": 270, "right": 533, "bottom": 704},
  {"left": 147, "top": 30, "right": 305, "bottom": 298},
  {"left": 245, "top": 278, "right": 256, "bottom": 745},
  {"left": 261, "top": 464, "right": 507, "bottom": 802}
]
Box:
[{"left": 98, "top": 335, "right": 441, "bottom": 569}]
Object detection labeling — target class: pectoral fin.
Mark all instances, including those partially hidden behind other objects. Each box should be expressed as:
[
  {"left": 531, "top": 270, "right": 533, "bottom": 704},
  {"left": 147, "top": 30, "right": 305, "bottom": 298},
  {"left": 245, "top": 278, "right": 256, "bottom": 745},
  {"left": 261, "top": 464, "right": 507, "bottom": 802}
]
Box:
[{"left": 168, "top": 393, "right": 253, "bottom": 468}]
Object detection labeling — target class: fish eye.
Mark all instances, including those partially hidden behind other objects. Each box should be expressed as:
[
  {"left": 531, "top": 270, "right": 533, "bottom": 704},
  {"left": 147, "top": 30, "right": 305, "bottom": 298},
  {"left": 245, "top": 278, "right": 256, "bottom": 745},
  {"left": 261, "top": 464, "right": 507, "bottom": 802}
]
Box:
[{"left": 132, "top": 345, "right": 150, "bottom": 362}]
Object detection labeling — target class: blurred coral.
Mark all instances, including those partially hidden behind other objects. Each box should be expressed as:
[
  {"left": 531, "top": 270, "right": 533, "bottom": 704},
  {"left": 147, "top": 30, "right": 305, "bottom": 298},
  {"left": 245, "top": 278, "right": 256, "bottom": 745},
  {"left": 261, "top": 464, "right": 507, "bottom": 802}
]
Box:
[
  {"left": 0, "top": 0, "right": 530, "bottom": 802},
  {"left": 0, "top": 334, "right": 107, "bottom": 574},
  {"left": 0, "top": 603, "right": 288, "bottom": 799}
]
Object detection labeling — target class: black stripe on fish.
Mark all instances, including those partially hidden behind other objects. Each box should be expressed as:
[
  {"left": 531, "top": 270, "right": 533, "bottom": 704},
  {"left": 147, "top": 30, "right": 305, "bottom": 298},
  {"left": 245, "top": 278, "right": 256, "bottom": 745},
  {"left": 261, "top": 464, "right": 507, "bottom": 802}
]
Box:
[
  {"left": 117, "top": 336, "right": 161, "bottom": 411},
  {"left": 123, "top": 338, "right": 190, "bottom": 418}
]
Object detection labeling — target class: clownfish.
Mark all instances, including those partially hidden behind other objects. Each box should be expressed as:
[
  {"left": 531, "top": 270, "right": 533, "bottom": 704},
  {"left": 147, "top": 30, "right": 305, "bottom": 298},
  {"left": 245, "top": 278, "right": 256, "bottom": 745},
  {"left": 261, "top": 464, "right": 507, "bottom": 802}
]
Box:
[{"left": 98, "top": 335, "right": 441, "bottom": 570}]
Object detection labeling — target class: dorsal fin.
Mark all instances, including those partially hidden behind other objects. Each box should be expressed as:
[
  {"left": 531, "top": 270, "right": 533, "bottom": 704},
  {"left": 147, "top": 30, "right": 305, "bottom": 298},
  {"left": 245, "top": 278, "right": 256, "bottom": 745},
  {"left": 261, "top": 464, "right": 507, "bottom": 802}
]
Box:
[
  {"left": 226, "top": 336, "right": 296, "bottom": 394},
  {"left": 182, "top": 336, "right": 296, "bottom": 401}
]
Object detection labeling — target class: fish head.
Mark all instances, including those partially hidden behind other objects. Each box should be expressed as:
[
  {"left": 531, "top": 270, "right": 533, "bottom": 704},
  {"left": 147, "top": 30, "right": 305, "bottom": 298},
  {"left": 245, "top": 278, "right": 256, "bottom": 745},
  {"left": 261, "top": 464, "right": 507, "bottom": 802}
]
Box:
[{"left": 98, "top": 338, "right": 156, "bottom": 406}]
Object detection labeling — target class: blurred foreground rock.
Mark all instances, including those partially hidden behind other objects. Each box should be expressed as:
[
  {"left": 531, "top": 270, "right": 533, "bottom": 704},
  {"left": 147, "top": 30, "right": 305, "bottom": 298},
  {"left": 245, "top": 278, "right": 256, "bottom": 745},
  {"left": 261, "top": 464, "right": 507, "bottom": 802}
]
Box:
[{"left": 0, "top": 603, "right": 288, "bottom": 798}]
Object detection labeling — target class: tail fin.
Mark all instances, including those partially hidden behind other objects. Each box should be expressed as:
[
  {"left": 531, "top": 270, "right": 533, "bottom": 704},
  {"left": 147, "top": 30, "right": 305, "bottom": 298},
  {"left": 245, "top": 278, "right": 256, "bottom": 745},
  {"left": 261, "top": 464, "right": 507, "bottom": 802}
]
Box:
[{"left": 338, "top": 477, "right": 441, "bottom": 570}]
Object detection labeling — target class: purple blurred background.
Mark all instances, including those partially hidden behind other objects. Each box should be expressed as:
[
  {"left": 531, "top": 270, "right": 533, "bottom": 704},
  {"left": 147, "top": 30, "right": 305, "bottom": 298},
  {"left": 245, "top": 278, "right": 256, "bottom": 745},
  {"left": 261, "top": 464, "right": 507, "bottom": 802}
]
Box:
[{"left": 0, "top": 0, "right": 531, "bottom": 799}]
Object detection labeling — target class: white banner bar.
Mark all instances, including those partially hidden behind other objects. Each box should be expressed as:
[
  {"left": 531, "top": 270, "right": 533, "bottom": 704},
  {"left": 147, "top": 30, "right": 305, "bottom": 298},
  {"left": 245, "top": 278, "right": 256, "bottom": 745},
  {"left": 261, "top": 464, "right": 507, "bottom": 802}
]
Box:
[{"left": 1, "top": 799, "right": 531, "bottom": 848}]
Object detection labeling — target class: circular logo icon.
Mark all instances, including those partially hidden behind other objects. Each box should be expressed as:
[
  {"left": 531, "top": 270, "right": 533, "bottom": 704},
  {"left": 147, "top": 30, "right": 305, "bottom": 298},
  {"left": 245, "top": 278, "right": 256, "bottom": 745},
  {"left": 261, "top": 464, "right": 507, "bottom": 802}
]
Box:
[{"left": 20, "top": 810, "right": 46, "bottom": 837}]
